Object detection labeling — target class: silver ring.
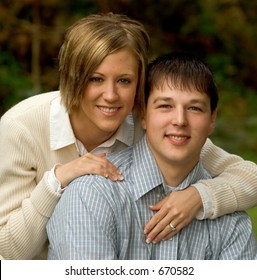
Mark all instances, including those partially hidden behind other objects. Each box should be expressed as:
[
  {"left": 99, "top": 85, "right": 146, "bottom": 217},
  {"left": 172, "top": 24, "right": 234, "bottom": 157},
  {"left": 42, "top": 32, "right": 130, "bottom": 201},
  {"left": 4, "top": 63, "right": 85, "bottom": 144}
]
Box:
[{"left": 169, "top": 223, "right": 176, "bottom": 231}]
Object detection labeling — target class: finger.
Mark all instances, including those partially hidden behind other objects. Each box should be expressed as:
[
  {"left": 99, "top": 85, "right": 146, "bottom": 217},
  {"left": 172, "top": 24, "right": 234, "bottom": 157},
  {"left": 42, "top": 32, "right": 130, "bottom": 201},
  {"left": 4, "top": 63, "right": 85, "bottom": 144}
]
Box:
[
  {"left": 95, "top": 153, "right": 107, "bottom": 158},
  {"left": 145, "top": 215, "right": 179, "bottom": 243},
  {"left": 154, "top": 223, "right": 180, "bottom": 242},
  {"left": 104, "top": 165, "right": 124, "bottom": 181},
  {"left": 83, "top": 153, "right": 107, "bottom": 162},
  {"left": 148, "top": 220, "right": 181, "bottom": 244},
  {"left": 153, "top": 215, "right": 195, "bottom": 243},
  {"left": 149, "top": 196, "right": 169, "bottom": 211},
  {"left": 144, "top": 206, "right": 170, "bottom": 234},
  {"left": 98, "top": 158, "right": 123, "bottom": 181},
  {"left": 82, "top": 153, "right": 123, "bottom": 181}
]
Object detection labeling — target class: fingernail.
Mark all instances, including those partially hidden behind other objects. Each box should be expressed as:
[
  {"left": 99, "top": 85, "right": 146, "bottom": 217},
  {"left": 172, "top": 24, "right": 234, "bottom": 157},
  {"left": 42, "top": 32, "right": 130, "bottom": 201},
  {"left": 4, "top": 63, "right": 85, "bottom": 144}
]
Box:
[
  {"left": 118, "top": 174, "right": 124, "bottom": 181},
  {"left": 145, "top": 238, "right": 151, "bottom": 244}
]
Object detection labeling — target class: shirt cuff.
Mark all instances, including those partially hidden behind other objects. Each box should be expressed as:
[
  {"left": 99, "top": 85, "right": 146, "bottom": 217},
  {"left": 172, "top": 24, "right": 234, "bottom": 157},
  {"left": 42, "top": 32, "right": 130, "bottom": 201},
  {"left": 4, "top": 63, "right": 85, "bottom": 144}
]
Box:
[
  {"left": 192, "top": 182, "right": 214, "bottom": 220},
  {"left": 47, "top": 164, "right": 66, "bottom": 194}
]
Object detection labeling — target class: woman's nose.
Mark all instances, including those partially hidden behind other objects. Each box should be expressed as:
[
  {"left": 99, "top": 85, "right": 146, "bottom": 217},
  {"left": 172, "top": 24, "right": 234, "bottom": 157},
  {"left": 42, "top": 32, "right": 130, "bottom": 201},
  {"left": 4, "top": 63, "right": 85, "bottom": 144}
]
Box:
[{"left": 103, "top": 82, "right": 119, "bottom": 102}]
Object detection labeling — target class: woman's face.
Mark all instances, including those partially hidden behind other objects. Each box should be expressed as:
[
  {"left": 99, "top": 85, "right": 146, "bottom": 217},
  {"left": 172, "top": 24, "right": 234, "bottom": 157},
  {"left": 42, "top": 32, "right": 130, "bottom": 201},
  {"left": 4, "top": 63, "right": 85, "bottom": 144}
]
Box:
[{"left": 76, "top": 48, "right": 139, "bottom": 142}]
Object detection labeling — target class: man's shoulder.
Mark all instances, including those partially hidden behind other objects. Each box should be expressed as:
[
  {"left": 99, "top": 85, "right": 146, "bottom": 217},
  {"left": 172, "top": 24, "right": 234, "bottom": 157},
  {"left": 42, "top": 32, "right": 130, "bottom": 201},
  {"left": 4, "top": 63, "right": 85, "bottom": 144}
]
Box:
[
  {"left": 107, "top": 145, "right": 134, "bottom": 167},
  {"left": 217, "top": 211, "right": 251, "bottom": 231},
  {"left": 66, "top": 173, "right": 129, "bottom": 217},
  {"left": 68, "top": 172, "right": 120, "bottom": 195},
  {"left": 64, "top": 145, "right": 138, "bottom": 209}
]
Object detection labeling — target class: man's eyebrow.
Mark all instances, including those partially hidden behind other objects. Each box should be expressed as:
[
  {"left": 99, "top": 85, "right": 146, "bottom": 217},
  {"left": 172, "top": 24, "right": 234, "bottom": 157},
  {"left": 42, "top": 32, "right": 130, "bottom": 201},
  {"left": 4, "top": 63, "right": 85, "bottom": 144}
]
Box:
[
  {"left": 189, "top": 99, "right": 209, "bottom": 106},
  {"left": 152, "top": 96, "right": 209, "bottom": 106},
  {"left": 153, "top": 97, "right": 173, "bottom": 103}
]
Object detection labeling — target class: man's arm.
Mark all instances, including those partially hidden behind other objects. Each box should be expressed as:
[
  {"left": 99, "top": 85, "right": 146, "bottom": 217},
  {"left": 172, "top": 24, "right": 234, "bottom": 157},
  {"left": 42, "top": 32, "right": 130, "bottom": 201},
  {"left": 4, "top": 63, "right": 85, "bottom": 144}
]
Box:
[
  {"left": 198, "top": 138, "right": 257, "bottom": 218},
  {"left": 218, "top": 212, "right": 257, "bottom": 259},
  {"left": 47, "top": 176, "right": 117, "bottom": 260}
]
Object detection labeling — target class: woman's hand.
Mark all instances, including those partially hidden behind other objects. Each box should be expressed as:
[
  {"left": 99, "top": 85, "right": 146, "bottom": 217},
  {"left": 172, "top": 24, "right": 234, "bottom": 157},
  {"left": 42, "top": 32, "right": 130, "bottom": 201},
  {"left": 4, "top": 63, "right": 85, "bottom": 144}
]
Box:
[
  {"left": 55, "top": 153, "right": 123, "bottom": 188},
  {"left": 144, "top": 186, "right": 202, "bottom": 243}
]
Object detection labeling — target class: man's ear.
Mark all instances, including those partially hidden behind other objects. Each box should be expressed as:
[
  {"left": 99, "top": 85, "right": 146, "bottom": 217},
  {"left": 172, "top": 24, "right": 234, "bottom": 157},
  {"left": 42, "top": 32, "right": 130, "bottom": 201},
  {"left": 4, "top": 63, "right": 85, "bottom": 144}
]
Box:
[{"left": 209, "top": 108, "right": 217, "bottom": 135}]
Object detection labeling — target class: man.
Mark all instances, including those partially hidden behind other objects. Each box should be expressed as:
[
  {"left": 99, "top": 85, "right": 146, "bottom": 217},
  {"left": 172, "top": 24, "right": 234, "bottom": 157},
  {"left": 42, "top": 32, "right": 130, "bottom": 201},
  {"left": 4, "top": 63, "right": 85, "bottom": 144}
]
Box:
[{"left": 47, "top": 53, "right": 257, "bottom": 259}]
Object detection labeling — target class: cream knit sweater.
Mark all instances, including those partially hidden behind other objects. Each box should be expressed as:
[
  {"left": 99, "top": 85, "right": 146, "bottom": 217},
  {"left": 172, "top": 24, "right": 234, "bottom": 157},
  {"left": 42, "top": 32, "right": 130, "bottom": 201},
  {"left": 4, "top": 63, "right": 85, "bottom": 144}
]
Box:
[{"left": 0, "top": 91, "right": 257, "bottom": 260}]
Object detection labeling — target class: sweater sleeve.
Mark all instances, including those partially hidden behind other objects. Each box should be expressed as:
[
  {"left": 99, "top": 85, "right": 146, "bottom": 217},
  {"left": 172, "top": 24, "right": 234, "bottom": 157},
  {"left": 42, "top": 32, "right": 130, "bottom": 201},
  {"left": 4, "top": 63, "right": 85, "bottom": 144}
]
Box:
[
  {"left": 194, "top": 138, "right": 257, "bottom": 219},
  {"left": 0, "top": 116, "right": 61, "bottom": 260}
]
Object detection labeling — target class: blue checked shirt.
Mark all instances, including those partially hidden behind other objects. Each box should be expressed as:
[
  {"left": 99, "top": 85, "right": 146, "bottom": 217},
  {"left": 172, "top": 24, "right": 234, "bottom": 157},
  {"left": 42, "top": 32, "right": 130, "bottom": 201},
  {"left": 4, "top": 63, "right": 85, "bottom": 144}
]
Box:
[{"left": 47, "top": 135, "right": 257, "bottom": 260}]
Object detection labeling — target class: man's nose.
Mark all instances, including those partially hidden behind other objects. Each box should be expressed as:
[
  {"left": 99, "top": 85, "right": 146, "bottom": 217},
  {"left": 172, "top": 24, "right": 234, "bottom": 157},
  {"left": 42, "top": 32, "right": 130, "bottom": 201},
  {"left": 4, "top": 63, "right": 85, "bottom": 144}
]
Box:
[{"left": 171, "top": 107, "right": 188, "bottom": 127}]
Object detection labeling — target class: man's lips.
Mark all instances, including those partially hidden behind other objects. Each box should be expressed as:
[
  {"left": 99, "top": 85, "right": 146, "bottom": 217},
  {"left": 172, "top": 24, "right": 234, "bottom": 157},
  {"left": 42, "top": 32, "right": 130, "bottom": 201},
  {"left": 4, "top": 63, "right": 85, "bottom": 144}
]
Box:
[
  {"left": 167, "top": 135, "right": 189, "bottom": 140},
  {"left": 165, "top": 134, "right": 190, "bottom": 144}
]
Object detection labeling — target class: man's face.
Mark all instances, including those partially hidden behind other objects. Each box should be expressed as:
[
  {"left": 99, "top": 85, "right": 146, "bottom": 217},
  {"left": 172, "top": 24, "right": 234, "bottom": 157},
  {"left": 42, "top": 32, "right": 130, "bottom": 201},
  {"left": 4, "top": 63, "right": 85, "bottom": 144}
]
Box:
[{"left": 142, "top": 82, "right": 217, "bottom": 176}]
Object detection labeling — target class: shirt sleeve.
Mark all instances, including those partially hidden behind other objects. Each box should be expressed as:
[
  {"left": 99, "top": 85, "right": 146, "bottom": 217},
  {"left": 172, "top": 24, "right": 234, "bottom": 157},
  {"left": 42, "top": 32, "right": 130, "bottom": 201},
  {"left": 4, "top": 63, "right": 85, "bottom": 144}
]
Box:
[
  {"left": 218, "top": 212, "right": 257, "bottom": 259},
  {"left": 194, "top": 138, "right": 257, "bottom": 219},
  {"left": 47, "top": 177, "right": 117, "bottom": 260},
  {"left": 47, "top": 164, "right": 66, "bottom": 194}
]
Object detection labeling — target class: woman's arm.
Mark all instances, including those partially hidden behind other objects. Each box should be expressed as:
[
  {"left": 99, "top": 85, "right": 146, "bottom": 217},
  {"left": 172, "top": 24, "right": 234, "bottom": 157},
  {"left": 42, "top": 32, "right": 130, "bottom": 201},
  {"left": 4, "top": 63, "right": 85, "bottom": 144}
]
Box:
[
  {"left": 0, "top": 118, "right": 61, "bottom": 260},
  {"left": 0, "top": 115, "right": 123, "bottom": 259},
  {"left": 198, "top": 138, "right": 257, "bottom": 218}
]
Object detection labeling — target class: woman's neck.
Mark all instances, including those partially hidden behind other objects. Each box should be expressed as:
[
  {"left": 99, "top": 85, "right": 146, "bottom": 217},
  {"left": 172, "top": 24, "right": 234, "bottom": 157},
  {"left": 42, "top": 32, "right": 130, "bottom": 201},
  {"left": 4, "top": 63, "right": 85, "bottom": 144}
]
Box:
[{"left": 69, "top": 112, "right": 114, "bottom": 152}]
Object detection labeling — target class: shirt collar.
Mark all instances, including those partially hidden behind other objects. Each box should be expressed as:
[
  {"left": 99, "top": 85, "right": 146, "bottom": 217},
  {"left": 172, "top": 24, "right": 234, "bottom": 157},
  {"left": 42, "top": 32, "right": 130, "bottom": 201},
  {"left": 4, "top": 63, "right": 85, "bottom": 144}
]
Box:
[
  {"left": 131, "top": 135, "right": 211, "bottom": 201},
  {"left": 96, "top": 112, "right": 134, "bottom": 149},
  {"left": 50, "top": 95, "right": 135, "bottom": 151},
  {"left": 50, "top": 96, "right": 75, "bottom": 150}
]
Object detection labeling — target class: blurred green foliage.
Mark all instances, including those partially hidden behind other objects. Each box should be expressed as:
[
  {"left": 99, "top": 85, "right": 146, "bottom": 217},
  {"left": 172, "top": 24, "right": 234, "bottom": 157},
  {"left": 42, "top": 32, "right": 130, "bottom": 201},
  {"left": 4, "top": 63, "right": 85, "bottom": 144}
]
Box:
[
  {"left": 2, "top": 0, "right": 256, "bottom": 159},
  {"left": 0, "top": 0, "right": 257, "bottom": 237},
  {"left": 0, "top": 51, "right": 32, "bottom": 110}
]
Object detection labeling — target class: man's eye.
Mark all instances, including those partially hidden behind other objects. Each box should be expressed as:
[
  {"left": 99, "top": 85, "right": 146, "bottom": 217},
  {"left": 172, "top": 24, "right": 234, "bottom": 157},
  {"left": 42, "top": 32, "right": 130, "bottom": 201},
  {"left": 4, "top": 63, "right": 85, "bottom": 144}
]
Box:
[
  {"left": 189, "top": 106, "right": 202, "bottom": 111},
  {"left": 159, "top": 104, "right": 171, "bottom": 109}
]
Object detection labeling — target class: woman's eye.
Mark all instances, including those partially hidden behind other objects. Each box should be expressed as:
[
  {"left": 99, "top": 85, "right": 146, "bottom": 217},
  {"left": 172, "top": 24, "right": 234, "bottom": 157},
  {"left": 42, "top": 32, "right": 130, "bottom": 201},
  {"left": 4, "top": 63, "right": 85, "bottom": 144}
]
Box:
[
  {"left": 118, "top": 79, "right": 130, "bottom": 84},
  {"left": 90, "top": 77, "right": 103, "bottom": 83}
]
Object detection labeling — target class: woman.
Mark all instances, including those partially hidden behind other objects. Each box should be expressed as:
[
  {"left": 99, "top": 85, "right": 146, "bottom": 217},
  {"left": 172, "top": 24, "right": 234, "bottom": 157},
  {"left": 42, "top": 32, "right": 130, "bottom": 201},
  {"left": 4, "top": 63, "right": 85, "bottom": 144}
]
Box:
[{"left": 0, "top": 13, "right": 256, "bottom": 260}]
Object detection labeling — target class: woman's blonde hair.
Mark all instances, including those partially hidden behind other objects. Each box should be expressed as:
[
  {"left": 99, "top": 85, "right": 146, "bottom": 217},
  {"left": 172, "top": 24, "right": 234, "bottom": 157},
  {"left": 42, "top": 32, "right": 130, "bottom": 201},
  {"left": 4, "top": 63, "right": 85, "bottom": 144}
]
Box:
[{"left": 59, "top": 13, "right": 150, "bottom": 113}]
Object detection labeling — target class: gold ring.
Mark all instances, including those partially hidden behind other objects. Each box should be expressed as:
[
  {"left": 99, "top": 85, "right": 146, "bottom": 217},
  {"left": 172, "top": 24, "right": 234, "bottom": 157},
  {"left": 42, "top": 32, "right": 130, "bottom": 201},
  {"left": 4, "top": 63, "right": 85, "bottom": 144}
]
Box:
[{"left": 169, "top": 223, "right": 176, "bottom": 231}]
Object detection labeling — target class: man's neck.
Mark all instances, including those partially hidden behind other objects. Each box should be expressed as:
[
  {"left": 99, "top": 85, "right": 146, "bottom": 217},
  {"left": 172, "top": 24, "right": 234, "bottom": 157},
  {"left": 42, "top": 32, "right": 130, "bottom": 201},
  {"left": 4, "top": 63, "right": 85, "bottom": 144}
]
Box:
[{"left": 156, "top": 158, "right": 200, "bottom": 187}]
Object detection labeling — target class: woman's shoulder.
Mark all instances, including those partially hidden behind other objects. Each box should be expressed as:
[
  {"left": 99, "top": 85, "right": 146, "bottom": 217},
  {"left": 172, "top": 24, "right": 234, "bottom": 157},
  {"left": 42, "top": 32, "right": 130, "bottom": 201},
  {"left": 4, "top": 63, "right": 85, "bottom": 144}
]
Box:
[{"left": 2, "top": 91, "right": 60, "bottom": 120}]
